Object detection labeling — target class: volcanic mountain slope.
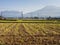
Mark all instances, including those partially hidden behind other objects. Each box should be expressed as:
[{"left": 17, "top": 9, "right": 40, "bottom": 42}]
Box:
[{"left": 24, "top": 6, "right": 60, "bottom": 17}]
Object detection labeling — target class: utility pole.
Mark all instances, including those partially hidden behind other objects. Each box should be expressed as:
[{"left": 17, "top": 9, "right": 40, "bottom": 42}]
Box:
[
  {"left": 38, "top": 12, "right": 39, "bottom": 19},
  {"left": 0, "top": 11, "right": 3, "bottom": 19},
  {"left": 31, "top": 14, "right": 32, "bottom": 19},
  {"left": 1, "top": 11, "right": 2, "bottom": 16},
  {"left": 30, "top": 13, "right": 33, "bottom": 19},
  {"left": 21, "top": 11, "right": 23, "bottom": 19}
]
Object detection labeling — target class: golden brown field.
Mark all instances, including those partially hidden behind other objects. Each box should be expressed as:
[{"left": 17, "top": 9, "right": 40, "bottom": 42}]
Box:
[{"left": 0, "top": 23, "right": 60, "bottom": 45}]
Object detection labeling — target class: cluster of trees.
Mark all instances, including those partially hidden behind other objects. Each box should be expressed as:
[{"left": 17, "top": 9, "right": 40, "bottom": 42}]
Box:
[
  {"left": 23, "top": 16, "right": 60, "bottom": 20},
  {"left": 46, "top": 16, "right": 60, "bottom": 20},
  {"left": 0, "top": 15, "right": 60, "bottom": 20},
  {"left": 0, "top": 16, "right": 6, "bottom": 20}
]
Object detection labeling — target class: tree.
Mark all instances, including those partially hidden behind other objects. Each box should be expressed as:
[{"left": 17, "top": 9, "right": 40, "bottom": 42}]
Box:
[{"left": 34, "top": 17, "right": 39, "bottom": 19}]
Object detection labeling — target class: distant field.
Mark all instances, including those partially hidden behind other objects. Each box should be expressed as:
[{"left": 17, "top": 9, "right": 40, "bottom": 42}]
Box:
[
  {"left": 0, "top": 19, "right": 60, "bottom": 23},
  {"left": 0, "top": 22, "right": 60, "bottom": 45}
]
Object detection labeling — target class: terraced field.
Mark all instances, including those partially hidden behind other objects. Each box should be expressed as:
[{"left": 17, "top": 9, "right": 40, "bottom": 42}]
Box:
[{"left": 0, "top": 23, "right": 60, "bottom": 45}]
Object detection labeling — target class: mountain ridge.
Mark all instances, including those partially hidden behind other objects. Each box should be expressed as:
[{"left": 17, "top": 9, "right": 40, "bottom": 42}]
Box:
[
  {"left": 24, "top": 6, "right": 60, "bottom": 17},
  {"left": 0, "top": 6, "right": 60, "bottom": 17}
]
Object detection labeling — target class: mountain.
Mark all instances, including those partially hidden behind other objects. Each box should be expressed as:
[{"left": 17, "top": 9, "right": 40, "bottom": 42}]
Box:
[
  {"left": 24, "top": 6, "right": 60, "bottom": 17},
  {"left": 0, "top": 6, "right": 60, "bottom": 18},
  {"left": 0, "top": 11, "right": 21, "bottom": 17}
]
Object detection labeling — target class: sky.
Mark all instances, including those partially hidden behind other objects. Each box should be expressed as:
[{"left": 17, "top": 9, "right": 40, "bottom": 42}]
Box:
[{"left": 0, "top": 0, "right": 60, "bottom": 14}]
